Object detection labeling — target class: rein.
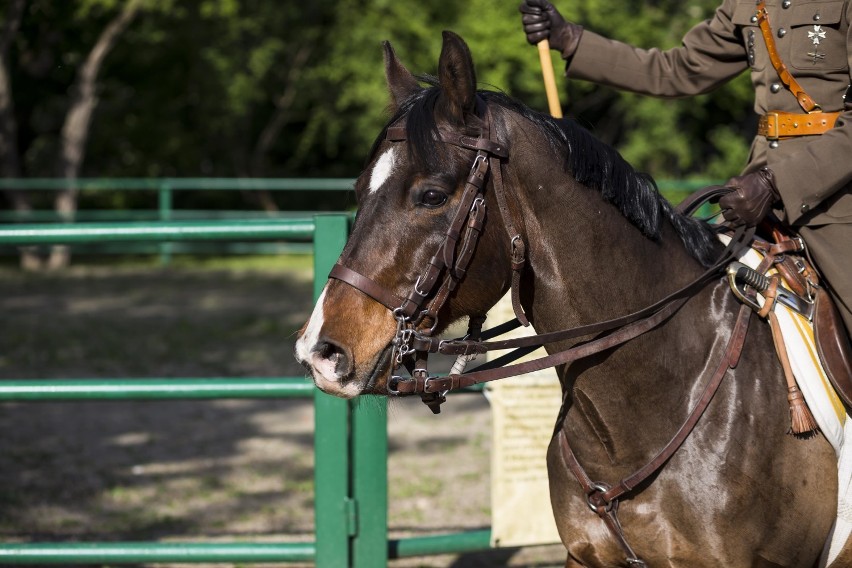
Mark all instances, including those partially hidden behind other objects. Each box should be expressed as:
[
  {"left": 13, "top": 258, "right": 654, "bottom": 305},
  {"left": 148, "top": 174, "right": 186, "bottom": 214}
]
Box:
[{"left": 329, "top": 101, "right": 757, "bottom": 564}]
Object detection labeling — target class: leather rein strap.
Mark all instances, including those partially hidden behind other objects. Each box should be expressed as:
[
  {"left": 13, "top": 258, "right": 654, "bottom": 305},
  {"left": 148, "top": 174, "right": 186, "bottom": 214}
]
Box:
[{"left": 391, "top": 221, "right": 753, "bottom": 396}]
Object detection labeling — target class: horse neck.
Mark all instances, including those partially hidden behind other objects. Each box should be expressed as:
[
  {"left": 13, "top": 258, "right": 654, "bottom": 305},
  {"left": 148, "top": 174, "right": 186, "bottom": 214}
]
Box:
[
  {"left": 502, "top": 127, "right": 731, "bottom": 466},
  {"left": 507, "top": 158, "right": 707, "bottom": 327}
]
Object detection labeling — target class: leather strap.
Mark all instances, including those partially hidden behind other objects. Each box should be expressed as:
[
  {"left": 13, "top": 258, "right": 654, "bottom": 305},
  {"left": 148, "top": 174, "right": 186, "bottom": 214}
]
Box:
[
  {"left": 674, "top": 184, "right": 730, "bottom": 217},
  {"left": 489, "top": 149, "right": 531, "bottom": 326},
  {"left": 386, "top": 126, "right": 509, "bottom": 158},
  {"left": 329, "top": 264, "right": 405, "bottom": 310},
  {"left": 758, "top": 110, "right": 840, "bottom": 139},
  {"left": 411, "top": 225, "right": 754, "bottom": 358},
  {"left": 392, "top": 296, "right": 688, "bottom": 394},
  {"left": 756, "top": 1, "right": 821, "bottom": 112}
]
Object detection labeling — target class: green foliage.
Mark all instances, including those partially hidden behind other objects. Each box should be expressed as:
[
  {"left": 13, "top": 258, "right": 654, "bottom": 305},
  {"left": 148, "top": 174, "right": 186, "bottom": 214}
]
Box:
[{"left": 5, "top": 0, "right": 758, "bottom": 212}]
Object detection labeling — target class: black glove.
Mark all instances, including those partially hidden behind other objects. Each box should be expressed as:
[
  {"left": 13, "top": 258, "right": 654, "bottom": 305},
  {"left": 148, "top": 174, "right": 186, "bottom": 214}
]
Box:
[
  {"left": 519, "top": 0, "right": 582, "bottom": 58},
  {"left": 719, "top": 168, "right": 780, "bottom": 227}
]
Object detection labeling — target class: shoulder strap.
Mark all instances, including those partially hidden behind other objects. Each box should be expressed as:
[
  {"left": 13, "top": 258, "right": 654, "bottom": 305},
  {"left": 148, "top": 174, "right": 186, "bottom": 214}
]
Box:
[{"left": 755, "top": 1, "right": 821, "bottom": 112}]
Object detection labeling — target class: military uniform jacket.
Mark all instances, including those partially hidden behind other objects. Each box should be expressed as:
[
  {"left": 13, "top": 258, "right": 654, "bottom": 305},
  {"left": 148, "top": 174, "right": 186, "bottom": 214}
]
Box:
[{"left": 566, "top": 0, "right": 852, "bottom": 227}]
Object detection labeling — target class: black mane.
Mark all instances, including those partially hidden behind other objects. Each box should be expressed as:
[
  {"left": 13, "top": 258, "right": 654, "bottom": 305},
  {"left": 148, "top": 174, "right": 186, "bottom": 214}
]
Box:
[{"left": 370, "top": 80, "right": 718, "bottom": 267}]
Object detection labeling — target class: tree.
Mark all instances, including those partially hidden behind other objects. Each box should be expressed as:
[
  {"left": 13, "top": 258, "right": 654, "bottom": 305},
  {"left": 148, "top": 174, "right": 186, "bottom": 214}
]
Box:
[
  {"left": 48, "top": 0, "right": 144, "bottom": 268},
  {"left": 2, "top": 0, "right": 756, "bottom": 249},
  {"left": 299, "top": 0, "right": 753, "bottom": 183},
  {"left": 3, "top": 0, "right": 152, "bottom": 268}
]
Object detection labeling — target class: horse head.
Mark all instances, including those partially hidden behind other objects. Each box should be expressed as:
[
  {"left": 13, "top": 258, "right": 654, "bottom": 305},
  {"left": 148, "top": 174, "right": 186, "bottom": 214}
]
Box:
[{"left": 296, "top": 32, "right": 515, "bottom": 398}]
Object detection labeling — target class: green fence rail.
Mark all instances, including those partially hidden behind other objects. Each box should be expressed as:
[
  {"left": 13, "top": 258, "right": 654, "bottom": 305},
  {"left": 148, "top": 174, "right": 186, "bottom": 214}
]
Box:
[
  {"left": 0, "top": 218, "right": 315, "bottom": 244},
  {"left": 0, "top": 178, "right": 356, "bottom": 226},
  {"left": 0, "top": 378, "right": 316, "bottom": 400},
  {"left": 0, "top": 178, "right": 355, "bottom": 265}
]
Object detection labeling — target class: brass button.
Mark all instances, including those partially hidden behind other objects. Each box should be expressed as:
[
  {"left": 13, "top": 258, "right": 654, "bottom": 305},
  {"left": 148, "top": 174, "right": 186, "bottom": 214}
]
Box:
[{"left": 770, "top": 83, "right": 782, "bottom": 93}]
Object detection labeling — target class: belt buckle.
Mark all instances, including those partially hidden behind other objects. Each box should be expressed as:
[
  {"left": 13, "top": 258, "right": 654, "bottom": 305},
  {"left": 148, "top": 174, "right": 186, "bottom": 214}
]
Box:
[{"left": 759, "top": 111, "right": 780, "bottom": 140}]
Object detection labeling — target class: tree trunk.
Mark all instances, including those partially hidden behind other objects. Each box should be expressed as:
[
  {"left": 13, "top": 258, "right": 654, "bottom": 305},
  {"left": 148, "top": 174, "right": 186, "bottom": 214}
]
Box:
[
  {"left": 49, "top": 0, "right": 142, "bottom": 269},
  {"left": 0, "top": 0, "right": 41, "bottom": 270},
  {"left": 245, "top": 44, "right": 313, "bottom": 213},
  {"left": 0, "top": 0, "right": 25, "bottom": 181}
]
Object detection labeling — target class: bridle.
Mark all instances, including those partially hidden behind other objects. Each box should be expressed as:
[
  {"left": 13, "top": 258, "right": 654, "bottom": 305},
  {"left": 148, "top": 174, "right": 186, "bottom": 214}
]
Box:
[
  {"left": 327, "top": 98, "right": 755, "bottom": 565},
  {"left": 330, "top": 97, "right": 530, "bottom": 412}
]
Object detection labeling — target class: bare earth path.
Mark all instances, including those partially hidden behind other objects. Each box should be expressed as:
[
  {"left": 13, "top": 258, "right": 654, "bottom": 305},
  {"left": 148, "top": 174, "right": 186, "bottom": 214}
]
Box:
[{"left": 0, "top": 259, "right": 565, "bottom": 567}]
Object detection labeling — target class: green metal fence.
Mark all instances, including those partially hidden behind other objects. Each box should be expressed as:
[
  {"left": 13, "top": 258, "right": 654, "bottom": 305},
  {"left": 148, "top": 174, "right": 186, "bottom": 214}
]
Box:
[
  {"left": 0, "top": 212, "right": 495, "bottom": 566},
  {"left": 0, "top": 178, "right": 359, "bottom": 261}
]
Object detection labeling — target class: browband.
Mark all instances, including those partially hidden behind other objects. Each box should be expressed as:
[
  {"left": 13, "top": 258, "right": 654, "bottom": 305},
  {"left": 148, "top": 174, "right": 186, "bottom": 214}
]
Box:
[{"left": 385, "top": 126, "right": 509, "bottom": 158}]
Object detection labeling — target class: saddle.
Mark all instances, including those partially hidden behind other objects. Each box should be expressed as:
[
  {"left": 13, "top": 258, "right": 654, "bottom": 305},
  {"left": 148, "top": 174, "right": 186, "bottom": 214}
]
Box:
[{"left": 744, "top": 221, "right": 852, "bottom": 410}]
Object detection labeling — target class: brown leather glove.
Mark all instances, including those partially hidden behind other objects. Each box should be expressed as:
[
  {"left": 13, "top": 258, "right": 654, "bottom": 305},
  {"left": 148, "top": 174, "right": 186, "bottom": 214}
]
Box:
[
  {"left": 719, "top": 168, "right": 780, "bottom": 227},
  {"left": 519, "top": 0, "right": 583, "bottom": 59}
]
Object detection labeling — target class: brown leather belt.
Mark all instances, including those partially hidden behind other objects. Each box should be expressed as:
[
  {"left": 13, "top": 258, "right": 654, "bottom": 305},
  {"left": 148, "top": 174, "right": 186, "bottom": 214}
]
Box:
[{"left": 758, "top": 110, "right": 840, "bottom": 140}]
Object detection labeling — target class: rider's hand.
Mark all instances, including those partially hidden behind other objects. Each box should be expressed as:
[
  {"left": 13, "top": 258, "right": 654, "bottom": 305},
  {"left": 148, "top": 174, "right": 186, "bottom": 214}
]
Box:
[
  {"left": 719, "top": 168, "right": 781, "bottom": 227},
  {"left": 519, "top": 0, "right": 583, "bottom": 59}
]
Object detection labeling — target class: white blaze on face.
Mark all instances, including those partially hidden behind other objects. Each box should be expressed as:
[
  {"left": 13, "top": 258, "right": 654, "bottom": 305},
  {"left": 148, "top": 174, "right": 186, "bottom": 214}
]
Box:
[
  {"left": 369, "top": 147, "right": 397, "bottom": 194},
  {"left": 296, "top": 287, "right": 327, "bottom": 369}
]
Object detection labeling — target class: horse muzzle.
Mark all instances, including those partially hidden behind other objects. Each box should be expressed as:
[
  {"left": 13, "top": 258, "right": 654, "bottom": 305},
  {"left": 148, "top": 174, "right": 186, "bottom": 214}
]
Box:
[{"left": 295, "top": 284, "right": 397, "bottom": 398}]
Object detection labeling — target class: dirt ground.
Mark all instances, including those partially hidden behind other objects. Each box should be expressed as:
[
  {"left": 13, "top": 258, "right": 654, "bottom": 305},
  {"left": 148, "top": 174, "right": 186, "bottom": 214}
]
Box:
[{"left": 0, "top": 257, "right": 566, "bottom": 568}]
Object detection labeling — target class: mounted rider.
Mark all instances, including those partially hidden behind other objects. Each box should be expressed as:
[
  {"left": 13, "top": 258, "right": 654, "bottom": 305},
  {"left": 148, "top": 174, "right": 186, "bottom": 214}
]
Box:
[{"left": 519, "top": 0, "right": 852, "bottom": 340}]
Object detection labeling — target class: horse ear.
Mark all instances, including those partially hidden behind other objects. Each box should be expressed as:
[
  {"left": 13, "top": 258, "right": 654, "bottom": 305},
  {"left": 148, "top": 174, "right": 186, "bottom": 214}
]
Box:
[
  {"left": 383, "top": 41, "right": 419, "bottom": 113},
  {"left": 437, "top": 30, "right": 477, "bottom": 125}
]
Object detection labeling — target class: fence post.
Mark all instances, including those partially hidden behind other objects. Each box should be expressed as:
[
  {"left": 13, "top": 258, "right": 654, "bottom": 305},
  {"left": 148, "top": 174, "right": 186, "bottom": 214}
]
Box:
[
  {"left": 158, "top": 181, "right": 173, "bottom": 266},
  {"left": 312, "top": 214, "right": 390, "bottom": 567},
  {"left": 312, "top": 214, "right": 354, "bottom": 567},
  {"left": 351, "top": 395, "right": 388, "bottom": 568}
]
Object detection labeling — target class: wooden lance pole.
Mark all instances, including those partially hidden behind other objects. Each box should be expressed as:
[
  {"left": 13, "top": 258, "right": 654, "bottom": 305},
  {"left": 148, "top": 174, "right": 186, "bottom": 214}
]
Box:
[{"left": 537, "top": 39, "right": 563, "bottom": 118}]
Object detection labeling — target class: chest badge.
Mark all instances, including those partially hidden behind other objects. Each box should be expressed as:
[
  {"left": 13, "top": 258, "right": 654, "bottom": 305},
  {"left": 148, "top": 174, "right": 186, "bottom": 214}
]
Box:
[
  {"left": 807, "top": 51, "right": 826, "bottom": 64},
  {"left": 808, "top": 25, "right": 827, "bottom": 45}
]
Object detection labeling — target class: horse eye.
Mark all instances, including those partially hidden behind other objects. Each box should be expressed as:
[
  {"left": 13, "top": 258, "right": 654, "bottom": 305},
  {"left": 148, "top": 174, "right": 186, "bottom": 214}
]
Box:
[{"left": 421, "top": 189, "right": 448, "bottom": 208}]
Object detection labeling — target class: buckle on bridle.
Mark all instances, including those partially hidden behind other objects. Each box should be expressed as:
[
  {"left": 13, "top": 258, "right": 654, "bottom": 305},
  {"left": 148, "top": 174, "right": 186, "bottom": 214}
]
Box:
[
  {"left": 387, "top": 375, "right": 403, "bottom": 395},
  {"left": 421, "top": 376, "right": 448, "bottom": 414}
]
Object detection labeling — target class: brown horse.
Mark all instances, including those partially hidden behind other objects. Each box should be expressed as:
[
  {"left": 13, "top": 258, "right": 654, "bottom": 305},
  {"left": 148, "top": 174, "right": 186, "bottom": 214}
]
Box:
[{"left": 295, "top": 31, "right": 847, "bottom": 566}]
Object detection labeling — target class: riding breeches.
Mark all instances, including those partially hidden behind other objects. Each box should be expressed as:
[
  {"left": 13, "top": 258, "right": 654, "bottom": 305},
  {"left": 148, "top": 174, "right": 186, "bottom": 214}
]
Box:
[{"left": 799, "top": 222, "right": 852, "bottom": 340}]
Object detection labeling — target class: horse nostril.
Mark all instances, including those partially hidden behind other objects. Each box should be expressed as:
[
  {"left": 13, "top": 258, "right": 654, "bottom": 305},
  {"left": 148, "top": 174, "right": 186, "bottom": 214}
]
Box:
[{"left": 313, "top": 339, "right": 352, "bottom": 377}]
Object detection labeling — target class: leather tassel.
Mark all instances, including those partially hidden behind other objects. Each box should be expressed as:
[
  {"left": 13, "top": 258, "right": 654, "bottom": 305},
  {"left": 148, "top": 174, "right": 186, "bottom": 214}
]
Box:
[
  {"left": 786, "top": 385, "right": 818, "bottom": 435},
  {"left": 768, "top": 311, "right": 819, "bottom": 436}
]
